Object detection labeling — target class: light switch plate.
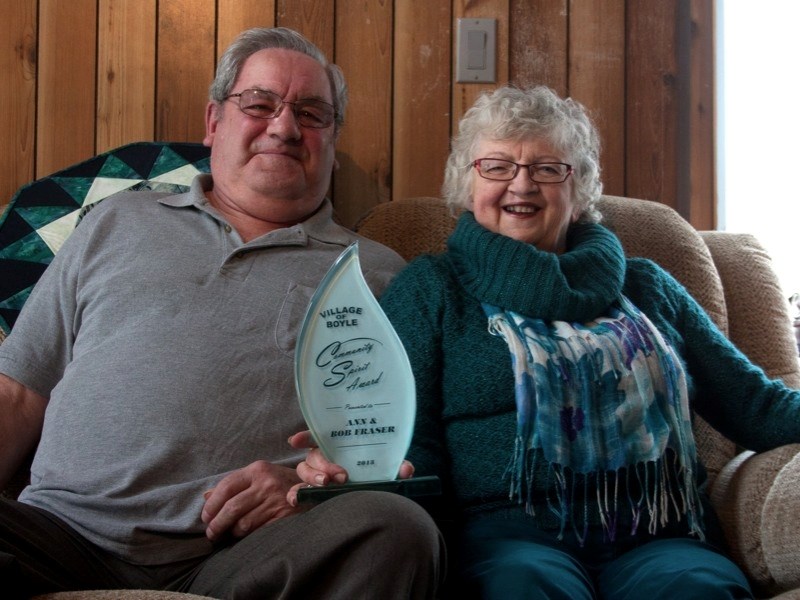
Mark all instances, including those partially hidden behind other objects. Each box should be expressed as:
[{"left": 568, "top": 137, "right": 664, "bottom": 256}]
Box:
[{"left": 456, "top": 18, "right": 496, "bottom": 83}]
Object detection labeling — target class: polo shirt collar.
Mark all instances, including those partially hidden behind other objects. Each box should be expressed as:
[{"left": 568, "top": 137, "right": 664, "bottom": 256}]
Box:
[{"left": 159, "top": 173, "right": 353, "bottom": 247}]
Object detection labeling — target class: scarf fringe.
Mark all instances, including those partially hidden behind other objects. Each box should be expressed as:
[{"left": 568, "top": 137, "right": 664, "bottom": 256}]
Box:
[{"left": 506, "top": 443, "right": 705, "bottom": 544}]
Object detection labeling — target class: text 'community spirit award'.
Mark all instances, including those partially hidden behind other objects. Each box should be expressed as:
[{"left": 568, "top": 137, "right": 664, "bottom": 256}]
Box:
[{"left": 295, "top": 242, "right": 415, "bottom": 484}]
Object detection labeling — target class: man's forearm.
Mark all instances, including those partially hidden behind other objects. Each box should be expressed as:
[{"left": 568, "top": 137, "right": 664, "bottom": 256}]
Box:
[{"left": 0, "top": 374, "right": 47, "bottom": 490}]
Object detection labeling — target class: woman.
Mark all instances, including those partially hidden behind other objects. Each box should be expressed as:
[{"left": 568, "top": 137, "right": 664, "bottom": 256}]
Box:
[
  {"left": 383, "top": 85, "right": 800, "bottom": 600},
  {"left": 291, "top": 86, "right": 800, "bottom": 598}
]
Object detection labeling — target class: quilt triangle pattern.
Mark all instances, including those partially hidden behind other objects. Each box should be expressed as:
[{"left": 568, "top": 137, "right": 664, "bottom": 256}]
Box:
[{"left": 0, "top": 142, "right": 211, "bottom": 334}]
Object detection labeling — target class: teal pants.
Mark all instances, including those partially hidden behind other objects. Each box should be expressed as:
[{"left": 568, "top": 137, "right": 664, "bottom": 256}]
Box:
[{"left": 453, "top": 519, "right": 753, "bottom": 600}]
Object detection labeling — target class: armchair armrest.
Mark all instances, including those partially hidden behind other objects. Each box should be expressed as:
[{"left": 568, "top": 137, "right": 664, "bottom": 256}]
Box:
[
  {"left": 710, "top": 445, "right": 800, "bottom": 596},
  {"left": 700, "top": 231, "right": 800, "bottom": 388}
]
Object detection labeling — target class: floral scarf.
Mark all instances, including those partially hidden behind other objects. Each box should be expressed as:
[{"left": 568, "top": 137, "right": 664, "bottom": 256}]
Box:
[{"left": 483, "top": 295, "right": 704, "bottom": 543}]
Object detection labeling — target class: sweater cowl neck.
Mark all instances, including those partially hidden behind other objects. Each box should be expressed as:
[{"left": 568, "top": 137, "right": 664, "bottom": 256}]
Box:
[{"left": 446, "top": 212, "right": 626, "bottom": 321}]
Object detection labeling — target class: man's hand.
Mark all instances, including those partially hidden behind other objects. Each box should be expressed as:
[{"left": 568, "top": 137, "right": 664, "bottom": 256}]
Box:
[
  {"left": 201, "top": 460, "right": 303, "bottom": 542},
  {"left": 286, "top": 430, "right": 415, "bottom": 506}
]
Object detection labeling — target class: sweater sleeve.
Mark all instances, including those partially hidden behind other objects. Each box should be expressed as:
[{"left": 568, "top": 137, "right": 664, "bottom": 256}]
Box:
[
  {"left": 626, "top": 259, "right": 800, "bottom": 452},
  {"left": 379, "top": 256, "right": 449, "bottom": 479}
]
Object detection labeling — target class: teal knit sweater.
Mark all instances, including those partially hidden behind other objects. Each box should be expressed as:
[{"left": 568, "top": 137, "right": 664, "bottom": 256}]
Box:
[{"left": 380, "top": 213, "right": 800, "bottom": 538}]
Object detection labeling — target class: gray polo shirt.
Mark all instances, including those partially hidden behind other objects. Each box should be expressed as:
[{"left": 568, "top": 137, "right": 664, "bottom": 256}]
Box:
[{"left": 0, "top": 174, "right": 405, "bottom": 564}]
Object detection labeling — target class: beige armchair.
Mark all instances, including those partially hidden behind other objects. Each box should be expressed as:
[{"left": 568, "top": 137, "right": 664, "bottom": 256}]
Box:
[{"left": 355, "top": 195, "right": 800, "bottom": 600}]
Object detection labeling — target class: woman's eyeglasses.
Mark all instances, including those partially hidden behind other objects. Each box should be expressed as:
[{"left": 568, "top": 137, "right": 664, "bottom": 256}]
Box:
[{"left": 471, "top": 158, "right": 573, "bottom": 183}]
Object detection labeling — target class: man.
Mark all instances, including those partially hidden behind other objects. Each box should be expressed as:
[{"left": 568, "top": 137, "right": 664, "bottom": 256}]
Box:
[{"left": 0, "top": 27, "right": 442, "bottom": 599}]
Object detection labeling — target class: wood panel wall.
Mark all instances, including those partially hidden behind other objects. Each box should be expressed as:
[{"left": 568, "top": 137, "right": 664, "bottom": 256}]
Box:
[{"left": 0, "top": 0, "right": 715, "bottom": 230}]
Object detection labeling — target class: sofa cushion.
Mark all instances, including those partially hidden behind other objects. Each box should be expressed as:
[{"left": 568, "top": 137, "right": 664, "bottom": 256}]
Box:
[
  {"left": 596, "top": 195, "right": 728, "bottom": 334},
  {"left": 354, "top": 196, "right": 457, "bottom": 261}
]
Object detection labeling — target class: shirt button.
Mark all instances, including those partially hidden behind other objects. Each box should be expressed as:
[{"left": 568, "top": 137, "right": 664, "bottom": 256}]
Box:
[{"left": 224, "top": 224, "right": 232, "bottom": 233}]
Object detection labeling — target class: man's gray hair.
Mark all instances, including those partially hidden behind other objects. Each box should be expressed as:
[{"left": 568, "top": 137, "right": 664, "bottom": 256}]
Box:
[{"left": 209, "top": 27, "right": 347, "bottom": 130}]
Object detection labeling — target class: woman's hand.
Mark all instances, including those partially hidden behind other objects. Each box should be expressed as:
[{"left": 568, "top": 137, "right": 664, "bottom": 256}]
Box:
[
  {"left": 285, "top": 430, "right": 415, "bottom": 506},
  {"left": 290, "top": 429, "right": 349, "bottom": 486}
]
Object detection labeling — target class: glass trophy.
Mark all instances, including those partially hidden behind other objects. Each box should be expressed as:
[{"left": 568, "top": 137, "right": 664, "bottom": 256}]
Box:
[{"left": 295, "top": 242, "right": 422, "bottom": 489}]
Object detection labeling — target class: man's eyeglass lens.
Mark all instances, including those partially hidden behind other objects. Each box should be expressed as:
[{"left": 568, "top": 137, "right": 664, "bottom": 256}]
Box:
[{"left": 228, "top": 89, "right": 335, "bottom": 128}]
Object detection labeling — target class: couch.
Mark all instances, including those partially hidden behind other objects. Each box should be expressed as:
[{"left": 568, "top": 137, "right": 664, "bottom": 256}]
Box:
[
  {"left": 2, "top": 157, "right": 799, "bottom": 597},
  {"left": 355, "top": 195, "right": 800, "bottom": 600}
]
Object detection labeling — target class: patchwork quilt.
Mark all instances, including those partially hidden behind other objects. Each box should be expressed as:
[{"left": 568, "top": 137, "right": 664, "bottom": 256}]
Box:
[{"left": 0, "top": 142, "right": 211, "bottom": 334}]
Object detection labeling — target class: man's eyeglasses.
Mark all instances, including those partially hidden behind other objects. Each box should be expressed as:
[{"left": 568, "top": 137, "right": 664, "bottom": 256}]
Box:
[
  {"left": 225, "top": 88, "right": 337, "bottom": 129},
  {"left": 472, "top": 158, "right": 573, "bottom": 183}
]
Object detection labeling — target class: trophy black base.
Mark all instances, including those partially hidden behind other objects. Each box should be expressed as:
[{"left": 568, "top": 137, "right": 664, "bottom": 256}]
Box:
[{"left": 297, "top": 475, "right": 441, "bottom": 504}]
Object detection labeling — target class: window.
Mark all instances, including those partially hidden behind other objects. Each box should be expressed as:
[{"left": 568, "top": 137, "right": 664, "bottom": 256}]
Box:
[{"left": 717, "top": 1, "right": 799, "bottom": 297}]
